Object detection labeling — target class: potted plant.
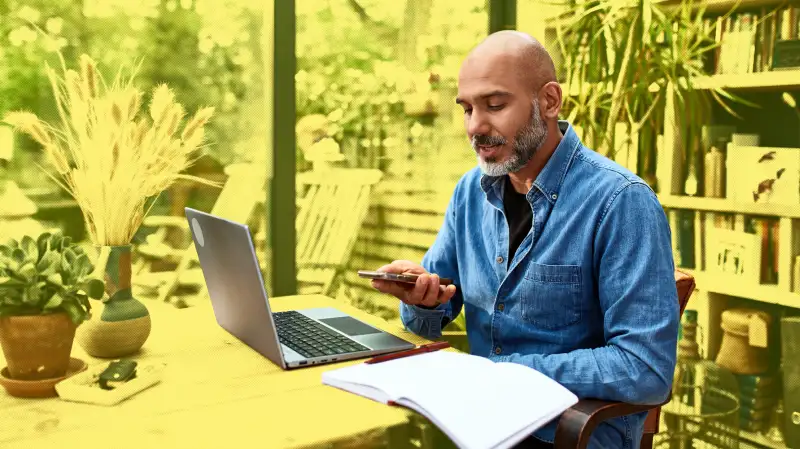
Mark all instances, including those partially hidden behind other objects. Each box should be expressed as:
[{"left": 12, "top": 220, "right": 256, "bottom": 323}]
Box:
[
  {"left": 2, "top": 53, "right": 218, "bottom": 358},
  {"left": 0, "top": 231, "right": 104, "bottom": 380},
  {"left": 549, "top": 0, "right": 756, "bottom": 191}
]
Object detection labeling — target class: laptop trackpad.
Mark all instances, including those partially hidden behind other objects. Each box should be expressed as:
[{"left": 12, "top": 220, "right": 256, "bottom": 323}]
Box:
[{"left": 318, "top": 317, "right": 381, "bottom": 336}]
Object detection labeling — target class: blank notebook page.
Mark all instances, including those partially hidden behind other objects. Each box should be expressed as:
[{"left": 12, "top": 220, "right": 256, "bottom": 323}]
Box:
[{"left": 322, "top": 351, "right": 578, "bottom": 449}]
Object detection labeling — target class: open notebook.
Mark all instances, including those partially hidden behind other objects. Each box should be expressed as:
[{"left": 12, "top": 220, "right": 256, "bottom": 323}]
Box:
[{"left": 321, "top": 350, "right": 579, "bottom": 449}]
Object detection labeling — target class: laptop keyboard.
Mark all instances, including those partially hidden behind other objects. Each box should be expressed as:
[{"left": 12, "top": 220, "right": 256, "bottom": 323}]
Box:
[{"left": 273, "top": 311, "right": 369, "bottom": 359}]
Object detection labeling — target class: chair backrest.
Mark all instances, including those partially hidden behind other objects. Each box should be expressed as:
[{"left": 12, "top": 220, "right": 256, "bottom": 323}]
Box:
[
  {"left": 210, "top": 162, "right": 268, "bottom": 222},
  {"left": 294, "top": 168, "right": 383, "bottom": 295},
  {"left": 178, "top": 162, "right": 267, "bottom": 262},
  {"left": 642, "top": 269, "right": 696, "bottom": 446},
  {"left": 675, "top": 269, "right": 695, "bottom": 317}
]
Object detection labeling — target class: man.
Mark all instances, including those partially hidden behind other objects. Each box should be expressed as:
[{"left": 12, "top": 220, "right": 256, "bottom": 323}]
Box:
[{"left": 370, "top": 31, "right": 679, "bottom": 449}]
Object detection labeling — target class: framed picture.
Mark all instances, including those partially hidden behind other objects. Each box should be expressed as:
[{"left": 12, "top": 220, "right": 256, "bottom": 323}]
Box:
[
  {"left": 706, "top": 228, "right": 762, "bottom": 285},
  {"left": 725, "top": 145, "right": 800, "bottom": 205}
]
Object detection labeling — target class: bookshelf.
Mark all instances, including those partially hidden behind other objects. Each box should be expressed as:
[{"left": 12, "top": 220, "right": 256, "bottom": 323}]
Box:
[
  {"left": 545, "top": 0, "right": 799, "bottom": 24},
  {"left": 562, "top": 69, "right": 800, "bottom": 98},
  {"left": 658, "top": 194, "right": 800, "bottom": 218},
  {"left": 691, "top": 69, "right": 800, "bottom": 90},
  {"left": 548, "top": 0, "right": 800, "bottom": 446},
  {"left": 681, "top": 267, "right": 800, "bottom": 308},
  {"left": 657, "top": 1, "right": 800, "bottom": 447},
  {"left": 657, "top": 0, "right": 799, "bottom": 14}
]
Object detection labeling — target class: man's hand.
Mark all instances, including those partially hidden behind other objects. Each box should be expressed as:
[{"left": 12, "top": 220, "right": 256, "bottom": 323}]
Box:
[{"left": 370, "top": 260, "right": 457, "bottom": 308}]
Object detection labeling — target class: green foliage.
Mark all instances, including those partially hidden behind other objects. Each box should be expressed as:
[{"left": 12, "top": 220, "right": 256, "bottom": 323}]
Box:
[
  {"left": 296, "top": 2, "right": 406, "bottom": 139},
  {"left": 0, "top": 1, "right": 87, "bottom": 191},
  {"left": 295, "top": 0, "right": 487, "bottom": 171},
  {"left": 0, "top": 0, "right": 265, "bottom": 178},
  {"left": 552, "top": 0, "right": 755, "bottom": 160},
  {"left": 0, "top": 231, "right": 105, "bottom": 325}
]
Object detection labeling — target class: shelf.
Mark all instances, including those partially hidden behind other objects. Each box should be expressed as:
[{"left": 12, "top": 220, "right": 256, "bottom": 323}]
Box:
[
  {"left": 657, "top": 0, "right": 799, "bottom": 14},
  {"left": 739, "top": 429, "right": 789, "bottom": 449},
  {"left": 657, "top": 195, "right": 800, "bottom": 218},
  {"left": 682, "top": 268, "right": 800, "bottom": 308},
  {"left": 545, "top": 0, "right": 799, "bottom": 25},
  {"left": 561, "top": 70, "right": 800, "bottom": 99},
  {"left": 690, "top": 70, "right": 800, "bottom": 91}
]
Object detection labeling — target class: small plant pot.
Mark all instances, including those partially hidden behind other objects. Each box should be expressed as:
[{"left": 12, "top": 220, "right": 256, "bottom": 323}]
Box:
[{"left": 0, "top": 312, "right": 77, "bottom": 380}]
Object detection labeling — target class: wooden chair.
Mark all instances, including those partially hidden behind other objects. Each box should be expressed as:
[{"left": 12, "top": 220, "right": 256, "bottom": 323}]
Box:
[
  {"left": 132, "top": 163, "right": 268, "bottom": 306},
  {"left": 134, "top": 164, "right": 382, "bottom": 305},
  {"left": 295, "top": 167, "right": 383, "bottom": 296},
  {"left": 553, "top": 269, "right": 696, "bottom": 449}
]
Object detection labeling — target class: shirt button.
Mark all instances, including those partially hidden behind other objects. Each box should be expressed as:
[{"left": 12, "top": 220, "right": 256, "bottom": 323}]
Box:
[
  {"left": 495, "top": 347, "right": 502, "bottom": 355},
  {"left": 496, "top": 256, "right": 504, "bottom": 263},
  {"left": 497, "top": 303, "right": 505, "bottom": 312},
  {"left": 551, "top": 193, "right": 558, "bottom": 200}
]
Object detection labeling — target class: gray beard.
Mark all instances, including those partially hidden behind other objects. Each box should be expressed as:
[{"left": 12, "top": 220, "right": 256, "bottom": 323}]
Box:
[{"left": 475, "top": 100, "right": 548, "bottom": 177}]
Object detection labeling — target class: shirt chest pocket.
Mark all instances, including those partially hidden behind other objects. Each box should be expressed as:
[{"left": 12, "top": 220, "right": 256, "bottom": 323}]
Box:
[{"left": 520, "top": 263, "right": 583, "bottom": 330}]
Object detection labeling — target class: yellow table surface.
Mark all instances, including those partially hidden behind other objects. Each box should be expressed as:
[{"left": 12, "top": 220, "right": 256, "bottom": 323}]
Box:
[{"left": 0, "top": 294, "right": 441, "bottom": 449}]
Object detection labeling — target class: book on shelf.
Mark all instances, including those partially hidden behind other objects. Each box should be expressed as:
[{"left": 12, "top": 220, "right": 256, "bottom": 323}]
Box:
[
  {"left": 321, "top": 350, "right": 579, "bottom": 449},
  {"left": 743, "top": 216, "right": 780, "bottom": 285},
  {"left": 707, "top": 4, "right": 800, "bottom": 75},
  {"left": 670, "top": 209, "right": 696, "bottom": 270}
]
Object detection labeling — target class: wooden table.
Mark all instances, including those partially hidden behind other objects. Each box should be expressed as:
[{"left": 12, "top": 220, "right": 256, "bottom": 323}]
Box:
[{"left": 0, "top": 294, "right": 445, "bottom": 449}]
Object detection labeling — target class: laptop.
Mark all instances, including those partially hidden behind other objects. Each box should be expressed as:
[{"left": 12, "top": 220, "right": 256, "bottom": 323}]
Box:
[{"left": 184, "top": 207, "right": 416, "bottom": 369}]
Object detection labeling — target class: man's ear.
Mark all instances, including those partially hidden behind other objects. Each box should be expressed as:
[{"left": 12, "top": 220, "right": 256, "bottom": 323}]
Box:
[{"left": 539, "top": 82, "right": 562, "bottom": 119}]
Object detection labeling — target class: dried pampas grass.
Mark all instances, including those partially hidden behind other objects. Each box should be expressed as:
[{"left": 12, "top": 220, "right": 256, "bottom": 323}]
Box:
[{"left": 2, "top": 53, "right": 220, "bottom": 246}]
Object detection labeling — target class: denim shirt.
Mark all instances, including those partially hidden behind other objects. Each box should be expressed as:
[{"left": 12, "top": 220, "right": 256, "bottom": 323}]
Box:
[{"left": 400, "top": 121, "right": 679, "bottom": 448}]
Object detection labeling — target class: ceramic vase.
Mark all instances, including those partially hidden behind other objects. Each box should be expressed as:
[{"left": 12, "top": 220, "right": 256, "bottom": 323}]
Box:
[
  {"left": 77, "top": 245, "right": 151, "bottom": 358},
  {"left": 715, "top": 308, "right": 771, "bottom": 375}
]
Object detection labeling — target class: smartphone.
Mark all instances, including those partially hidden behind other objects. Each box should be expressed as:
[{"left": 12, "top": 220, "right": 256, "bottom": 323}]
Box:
[{"left": 357, "top": 270, "right": 453, "bottom": 285}]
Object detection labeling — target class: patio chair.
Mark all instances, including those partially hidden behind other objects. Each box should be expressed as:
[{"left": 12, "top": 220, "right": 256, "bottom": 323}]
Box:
[
  {"left": 552, "top": 269, "right": 696, "bottom": 448},
  {"left": 133, "top": 164, "right": 382, "bottom": 306},
  {"left": 295, "top": 167, "right": 383, "bottom": 295},
  {"left": 132, "top": 162, "right": 267, "bottom": 306}
]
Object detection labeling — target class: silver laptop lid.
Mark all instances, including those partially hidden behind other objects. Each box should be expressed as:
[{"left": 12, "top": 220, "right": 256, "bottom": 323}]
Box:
[{"left": 184, "top": 207, "right": 287, "bottom": 369}]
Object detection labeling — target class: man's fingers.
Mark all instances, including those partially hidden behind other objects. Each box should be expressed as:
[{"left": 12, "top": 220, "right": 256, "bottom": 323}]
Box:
[
  {"left": 369, "top": 264, "right": 455, "bottom": 308},
  {"left": 376, "top": 260, "right": 425, "bottom": 275},
  {"left": 438, "top": 284, "right": 457, "bottom": 304},
  {"left": 404, "top": 274, "right": 429, "bottom": 305},
  {"left": 371, "top": 279, "right": 412, "bottom": 299},
  {"left": 420, "top": 274, "right": 440, "bottom": 307},
  {"left": 375, "top": 263, "right": 401, "bottom": 274}
]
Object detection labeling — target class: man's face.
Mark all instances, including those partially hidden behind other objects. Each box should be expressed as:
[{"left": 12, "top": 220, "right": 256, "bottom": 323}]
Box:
[{"left": 456, "top": 55, "right": 549, "bottom": 176}]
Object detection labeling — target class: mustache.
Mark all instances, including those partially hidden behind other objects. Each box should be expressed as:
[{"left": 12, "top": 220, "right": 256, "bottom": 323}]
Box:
[{"left": 472, "top": 134, "right": 506, "bottom": 147}]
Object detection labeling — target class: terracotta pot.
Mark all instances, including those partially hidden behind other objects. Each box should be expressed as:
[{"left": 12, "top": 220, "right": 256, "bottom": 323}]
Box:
[
  {"left": 77, "top": 245, "right": 151, "bottom": 358},
  {"left": 0, "top": 312, "right": 77, "bottom": 380}
]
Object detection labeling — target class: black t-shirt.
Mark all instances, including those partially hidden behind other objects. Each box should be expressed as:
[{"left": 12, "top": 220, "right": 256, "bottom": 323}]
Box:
[{"left": 503, "top": 175, "right": 533, "bottom": 267}]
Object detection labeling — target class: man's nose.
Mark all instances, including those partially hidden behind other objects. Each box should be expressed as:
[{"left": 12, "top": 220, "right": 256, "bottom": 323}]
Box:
[{"left": 466, "top": 110, "right": 491, "bottom": 136}]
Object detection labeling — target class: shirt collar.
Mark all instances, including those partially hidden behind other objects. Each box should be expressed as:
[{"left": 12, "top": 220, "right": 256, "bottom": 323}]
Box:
[{"left": 480, "top": 120, "right": 581, "bottom": 204}]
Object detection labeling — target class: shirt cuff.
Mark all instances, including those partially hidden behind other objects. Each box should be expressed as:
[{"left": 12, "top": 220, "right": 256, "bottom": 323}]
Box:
[
  {"left": 409, "top": 303, "right": 447, "bottom": 317},
  {"left": 402, "top": 303, "right": 448, "bottom": 337}
]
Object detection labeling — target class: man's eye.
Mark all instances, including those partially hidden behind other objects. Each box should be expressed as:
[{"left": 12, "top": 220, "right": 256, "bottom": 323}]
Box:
[{"left": 488, "top": 104, "right": 504, "bottom": 110}]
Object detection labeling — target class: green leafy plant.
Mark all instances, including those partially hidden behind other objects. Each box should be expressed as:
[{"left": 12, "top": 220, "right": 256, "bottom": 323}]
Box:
[
  {"left": 0, "top": 231, "right": 105, "bottom": 325},
  {"left": 549, "top": 0, "right": 759, "bottom": 186}
]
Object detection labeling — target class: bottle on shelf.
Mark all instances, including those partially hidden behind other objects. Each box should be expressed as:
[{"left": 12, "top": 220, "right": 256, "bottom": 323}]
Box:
[
  {"left": 674, "top": 309, "right": 702, "bottom": 406},
  {"left": 704, "top": 137, "right": 726, "bottom": 198}
]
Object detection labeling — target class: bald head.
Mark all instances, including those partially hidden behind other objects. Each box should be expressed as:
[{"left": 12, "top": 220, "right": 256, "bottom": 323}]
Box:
[
  {"left": 456, "top": 31, "right": 563, "bottom": 179},
  {"left": 463, "top": 31, "right": 557, "bottom": 92}
]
